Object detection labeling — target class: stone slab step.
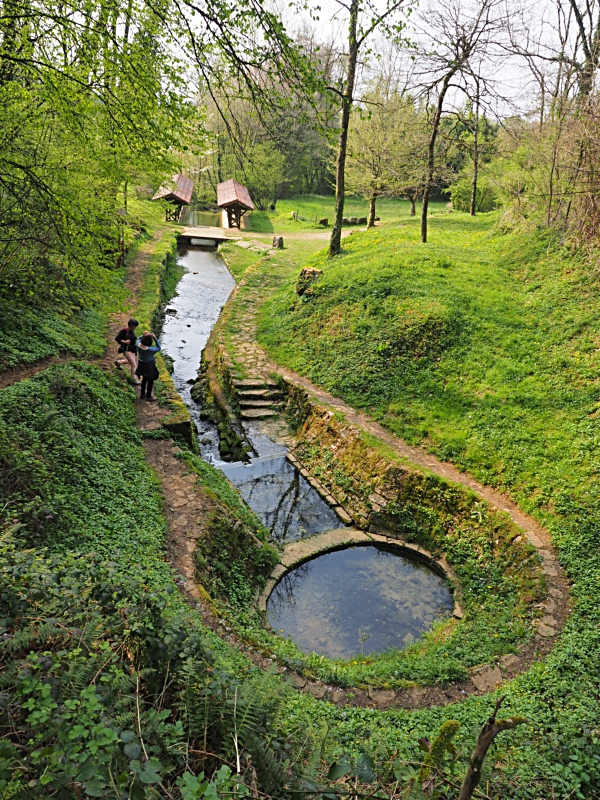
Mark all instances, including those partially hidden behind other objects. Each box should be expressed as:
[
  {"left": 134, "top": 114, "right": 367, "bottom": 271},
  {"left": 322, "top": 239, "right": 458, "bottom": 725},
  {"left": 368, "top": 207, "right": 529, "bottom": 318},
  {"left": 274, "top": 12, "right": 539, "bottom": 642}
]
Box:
[
  {"left": 233, "top": 379, "right": 278, "bottom": 389},
  {"left": 241, "top": 409, "right": 279, "bottom": 419},
  {"left": 239, "top": 399, "right": 278, "bottom": 408},
  {"left": 238, "top": 388, "right": 282, "bottom": 400}
]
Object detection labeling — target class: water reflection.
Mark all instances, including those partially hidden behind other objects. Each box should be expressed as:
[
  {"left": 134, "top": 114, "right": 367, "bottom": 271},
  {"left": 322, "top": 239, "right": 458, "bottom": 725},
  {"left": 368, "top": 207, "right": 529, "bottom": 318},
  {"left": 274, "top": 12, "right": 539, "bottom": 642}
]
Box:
[
  {"left": 161, "top": 246, "right": 235, "bottom": 462},
  {"left": 182, "top": 209, "right": 223, "bottom": 227},
  {"left": 161, "top": 248, "right": 347, "bottom": 540},
  {"left": 267, "top": 545, "right": 453, "bottom": 659},
  {"left": 220, "top": 456, "right": 341, "bottom": 543}
]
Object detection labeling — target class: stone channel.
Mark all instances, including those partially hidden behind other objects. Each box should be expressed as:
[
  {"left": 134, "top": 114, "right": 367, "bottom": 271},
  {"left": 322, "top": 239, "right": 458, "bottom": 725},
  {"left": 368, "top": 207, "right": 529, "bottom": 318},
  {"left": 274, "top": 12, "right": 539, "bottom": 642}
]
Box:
[{"left": 160, "top": 244, "right": 458, "bottom": 659}]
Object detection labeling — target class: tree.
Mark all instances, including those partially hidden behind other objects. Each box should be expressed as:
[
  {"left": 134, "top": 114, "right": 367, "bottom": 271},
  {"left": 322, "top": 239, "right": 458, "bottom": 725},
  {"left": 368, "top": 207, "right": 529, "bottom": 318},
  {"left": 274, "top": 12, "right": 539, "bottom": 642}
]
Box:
[
  {"left": 0, "top": 0, "right": 317, "bottom": 295},
  {"left": 346, "top": 91, "right": 441, "bottom": 221},
  {"left": 326, "top": 0, "right": 408, "bottom": 257},
  {"left": 447, "top": 93, "right": 499, "bottom": 215},
  {"left": 345, "top": 92, "right": 401, "bottom": 227},
  {"left": 411, "top": 0, "right": 507, "bottom": 242}
]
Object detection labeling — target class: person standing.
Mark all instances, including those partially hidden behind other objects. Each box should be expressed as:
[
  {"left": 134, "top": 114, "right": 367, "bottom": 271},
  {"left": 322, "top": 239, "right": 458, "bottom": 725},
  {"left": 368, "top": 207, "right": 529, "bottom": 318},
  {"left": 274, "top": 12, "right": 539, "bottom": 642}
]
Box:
[
  {"left": 135, "top": 331, "right": 161, "bottom": 401},
  {"left": 115, "top": 318, "right": 139, "bottom": 382}
]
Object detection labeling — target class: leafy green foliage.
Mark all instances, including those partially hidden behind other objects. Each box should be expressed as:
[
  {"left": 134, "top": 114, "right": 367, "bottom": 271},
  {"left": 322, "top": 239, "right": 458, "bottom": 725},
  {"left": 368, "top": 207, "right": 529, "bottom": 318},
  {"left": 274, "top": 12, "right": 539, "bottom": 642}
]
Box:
[
  {"left": 0, "top": 200, "right": 170, "bottom": 373},
  {"left": 449, "top": 176, "right": 499, "bottom": 212},
  {"left": 0, "top": 362, "right": 305, "bottom": 798},
  {"left": 0, "top": 363, "right": 167, "bottom": 568},
  {"left": 195, "top": 510, "right": 278, "bottom": 609}
]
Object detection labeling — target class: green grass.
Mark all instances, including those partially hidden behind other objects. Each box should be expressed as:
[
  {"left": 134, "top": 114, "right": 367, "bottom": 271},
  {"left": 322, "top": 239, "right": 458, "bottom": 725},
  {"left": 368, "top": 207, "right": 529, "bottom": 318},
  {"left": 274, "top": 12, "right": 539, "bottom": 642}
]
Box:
[
  {"left": 259, "top": 211, "right": 600, "bottom": 523},
  {"left": 245, "top": 195, "right": 448, "bottom": 232}
]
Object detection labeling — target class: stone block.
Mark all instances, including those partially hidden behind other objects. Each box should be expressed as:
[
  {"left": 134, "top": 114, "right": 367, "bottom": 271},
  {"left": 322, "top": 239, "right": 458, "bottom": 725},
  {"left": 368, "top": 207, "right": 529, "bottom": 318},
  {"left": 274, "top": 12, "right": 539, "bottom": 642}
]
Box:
[
  {"left": 335, "top": 506, "right": 353, "bottom": 524},
  {"left": 471, "top": 666, "right": 503, "bottom": 692},
  {"left": 538, "top": 621, "right": 557, "bottom": 637},
  {"left": 369, "top": 492, "right": 387, "bottom": 507}
]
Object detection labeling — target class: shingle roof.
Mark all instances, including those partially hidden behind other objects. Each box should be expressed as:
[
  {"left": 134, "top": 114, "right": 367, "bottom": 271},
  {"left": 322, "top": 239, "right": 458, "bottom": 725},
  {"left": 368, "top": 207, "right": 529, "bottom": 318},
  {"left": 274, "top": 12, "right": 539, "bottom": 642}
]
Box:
[
  {"left": 152, "top": 174, "right": 194, "bottom": 205},
  {"left": 216, "top": 179, "right": 254, "bottom": 211}
]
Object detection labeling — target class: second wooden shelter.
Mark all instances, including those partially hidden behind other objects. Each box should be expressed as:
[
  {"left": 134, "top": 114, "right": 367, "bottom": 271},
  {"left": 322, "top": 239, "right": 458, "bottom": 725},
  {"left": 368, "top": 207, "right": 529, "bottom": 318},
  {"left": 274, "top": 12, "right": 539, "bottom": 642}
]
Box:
[{"left": 217, "top": 179, "right": 254, "bottom": 228}]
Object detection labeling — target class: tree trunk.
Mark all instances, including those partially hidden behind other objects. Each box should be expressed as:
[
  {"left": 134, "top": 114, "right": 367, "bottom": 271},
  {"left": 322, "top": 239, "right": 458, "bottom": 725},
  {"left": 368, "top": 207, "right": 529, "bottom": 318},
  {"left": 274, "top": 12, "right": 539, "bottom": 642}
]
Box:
[
  {"left": 568, "top": 0, "right": 600, "bottom": 99},
  {"left": 368, "top": 193, "right": 376, "bottom": 228},
  {"left": 329, "top": 0, "right": 359, "bottom": 258},
  {"left": 410, "top": 196, "right": 416, "bottom": 216},
  {"left": 458, "top": 699, "right": 527, "bottom": 800},
  {"left": 469, "top": 80, "right": 480, "bottom": 217},
  {"left": 421, "top": 72, "right": 454, "bottom": 243}
]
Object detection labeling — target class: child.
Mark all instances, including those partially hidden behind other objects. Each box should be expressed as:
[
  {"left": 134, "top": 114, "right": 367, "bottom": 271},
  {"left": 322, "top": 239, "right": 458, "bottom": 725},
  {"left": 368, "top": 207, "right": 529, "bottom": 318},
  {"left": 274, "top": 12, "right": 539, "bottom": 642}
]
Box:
[
  {"left": 115, "top": 318, "right": 139, "bottom": 382},
  {"left": 135, "top": 331, "right": 161, "bottom": 401}
]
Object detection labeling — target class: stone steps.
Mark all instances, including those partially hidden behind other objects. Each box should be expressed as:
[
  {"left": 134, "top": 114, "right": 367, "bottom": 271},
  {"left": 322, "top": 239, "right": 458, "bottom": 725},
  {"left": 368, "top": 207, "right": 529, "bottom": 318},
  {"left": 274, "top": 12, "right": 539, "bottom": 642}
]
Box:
[
  {"left": 240, "top": 408, "right": 279, "bottom": 419},
  {"left": 239, "top": 399, "right": 278, "bottom": 408},
  {"left": 233, "top": 378, "right": 278, "bottom": 390},
  {"left": 237, "top": 388, "right": 282, "bottom": 400}
]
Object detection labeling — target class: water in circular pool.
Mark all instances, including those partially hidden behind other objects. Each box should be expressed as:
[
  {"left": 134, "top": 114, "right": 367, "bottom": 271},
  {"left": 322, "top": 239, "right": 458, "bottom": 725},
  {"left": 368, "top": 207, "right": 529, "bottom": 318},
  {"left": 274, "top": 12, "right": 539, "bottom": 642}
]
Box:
[{"left": 267, "top": 545, "right": 454, "bottom": 659}]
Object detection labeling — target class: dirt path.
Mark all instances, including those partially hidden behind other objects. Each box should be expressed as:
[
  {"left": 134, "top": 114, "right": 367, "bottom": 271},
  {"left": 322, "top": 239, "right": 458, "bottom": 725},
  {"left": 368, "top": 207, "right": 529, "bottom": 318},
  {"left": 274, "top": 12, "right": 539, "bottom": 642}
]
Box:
[{"left": 0, "top": 356, "right": 76, "bottom": 389}]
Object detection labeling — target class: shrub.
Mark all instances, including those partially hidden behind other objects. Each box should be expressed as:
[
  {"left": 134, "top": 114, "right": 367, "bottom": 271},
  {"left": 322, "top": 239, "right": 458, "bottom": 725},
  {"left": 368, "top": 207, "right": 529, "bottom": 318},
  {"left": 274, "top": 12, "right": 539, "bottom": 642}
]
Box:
[{"left": 448, "top": 177, "right": 499, "bottom": 212}]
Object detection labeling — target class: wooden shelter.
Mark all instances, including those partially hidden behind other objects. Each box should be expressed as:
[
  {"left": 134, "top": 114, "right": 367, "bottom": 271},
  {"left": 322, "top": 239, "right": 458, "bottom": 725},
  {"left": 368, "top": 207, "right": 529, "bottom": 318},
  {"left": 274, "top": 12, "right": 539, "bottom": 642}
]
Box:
[
  {"left": 153, "top": 174, "right": 194, "bottom": 221},
  {"left": 217, "top": 179, "right": 254, "bottom": 228}
]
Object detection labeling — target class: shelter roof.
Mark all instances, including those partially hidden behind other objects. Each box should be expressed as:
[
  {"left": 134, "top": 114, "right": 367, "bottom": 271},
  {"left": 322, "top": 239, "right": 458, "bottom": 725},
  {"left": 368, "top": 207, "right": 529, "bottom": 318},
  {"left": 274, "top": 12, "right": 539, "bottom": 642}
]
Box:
[
  {"left": 217, "top": 179, "right": 254, "bottom": 211},
  {"left": 153, "top": 174, "right": 194, "bottom": 205}
]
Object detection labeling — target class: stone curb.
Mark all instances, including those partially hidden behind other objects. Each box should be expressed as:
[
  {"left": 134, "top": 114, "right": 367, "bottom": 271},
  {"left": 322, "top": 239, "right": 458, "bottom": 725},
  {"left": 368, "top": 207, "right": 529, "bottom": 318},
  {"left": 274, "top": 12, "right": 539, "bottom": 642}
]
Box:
[{"left": 257, "top": 527, "right": 464, "bottom": 622}]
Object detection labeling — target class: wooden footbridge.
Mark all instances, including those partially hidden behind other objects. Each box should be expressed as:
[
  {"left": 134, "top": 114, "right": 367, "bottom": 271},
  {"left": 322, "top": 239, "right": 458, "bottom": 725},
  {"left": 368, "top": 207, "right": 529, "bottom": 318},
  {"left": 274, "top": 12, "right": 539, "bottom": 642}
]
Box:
[{"left": 177, "top": 225, "right": 239, "bottom": 249}]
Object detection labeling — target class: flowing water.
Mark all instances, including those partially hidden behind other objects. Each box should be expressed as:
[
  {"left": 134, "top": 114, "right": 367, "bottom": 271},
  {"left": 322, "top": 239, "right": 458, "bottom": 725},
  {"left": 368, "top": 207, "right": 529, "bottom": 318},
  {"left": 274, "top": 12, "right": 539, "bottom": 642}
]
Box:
[
  {"left": 161, "top": 245, "right": 340, "bottom": 542},
  {"left": 162, "top": 245, "right": 454, "bottom": 657},
  {"left": 160, "top": 245, "right": 235, "bottom": 462}
]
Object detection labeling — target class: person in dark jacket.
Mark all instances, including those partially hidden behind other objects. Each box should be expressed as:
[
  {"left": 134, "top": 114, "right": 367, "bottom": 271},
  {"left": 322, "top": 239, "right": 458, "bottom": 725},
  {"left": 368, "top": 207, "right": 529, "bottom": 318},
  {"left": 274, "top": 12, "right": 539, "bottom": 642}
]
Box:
[
  {"left": 115, "top": 318, "right": 139, "bottom": 382},
  {"left": 135, "top": 331, "right": 161, "bottom": 401}
]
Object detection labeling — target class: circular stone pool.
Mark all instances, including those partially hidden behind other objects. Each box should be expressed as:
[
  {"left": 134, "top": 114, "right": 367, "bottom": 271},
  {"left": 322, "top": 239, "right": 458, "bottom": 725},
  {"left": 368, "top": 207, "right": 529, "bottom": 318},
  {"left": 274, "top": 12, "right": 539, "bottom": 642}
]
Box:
[{"left": 266, "top": 545, "right": 454, "bottom": 660}]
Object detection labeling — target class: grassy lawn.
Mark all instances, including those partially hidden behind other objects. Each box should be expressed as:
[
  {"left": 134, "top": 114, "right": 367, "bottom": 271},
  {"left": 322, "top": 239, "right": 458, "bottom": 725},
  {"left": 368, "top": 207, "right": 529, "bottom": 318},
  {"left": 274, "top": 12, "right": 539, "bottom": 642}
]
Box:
[
  {"left": 244, "top": 195, "right": 448, "bottom": 232},
  {"left": 258, "top": 210, "right": 600, "bottom": 524}
]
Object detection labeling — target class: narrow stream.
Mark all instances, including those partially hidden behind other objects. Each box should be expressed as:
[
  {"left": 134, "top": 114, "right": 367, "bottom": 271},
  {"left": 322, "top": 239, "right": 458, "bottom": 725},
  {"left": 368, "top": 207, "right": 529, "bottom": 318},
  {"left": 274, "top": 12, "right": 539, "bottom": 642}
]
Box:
[{"left": 161, "top": 245, "right": 340, "bottom": 543}]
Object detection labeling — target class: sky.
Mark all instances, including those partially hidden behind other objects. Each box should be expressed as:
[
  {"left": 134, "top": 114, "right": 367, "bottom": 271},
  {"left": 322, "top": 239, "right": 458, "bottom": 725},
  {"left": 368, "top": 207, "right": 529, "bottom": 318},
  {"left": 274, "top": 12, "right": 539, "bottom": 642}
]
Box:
[{"left": 273, "top": 0, "right": 569, "bottom": 119}]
